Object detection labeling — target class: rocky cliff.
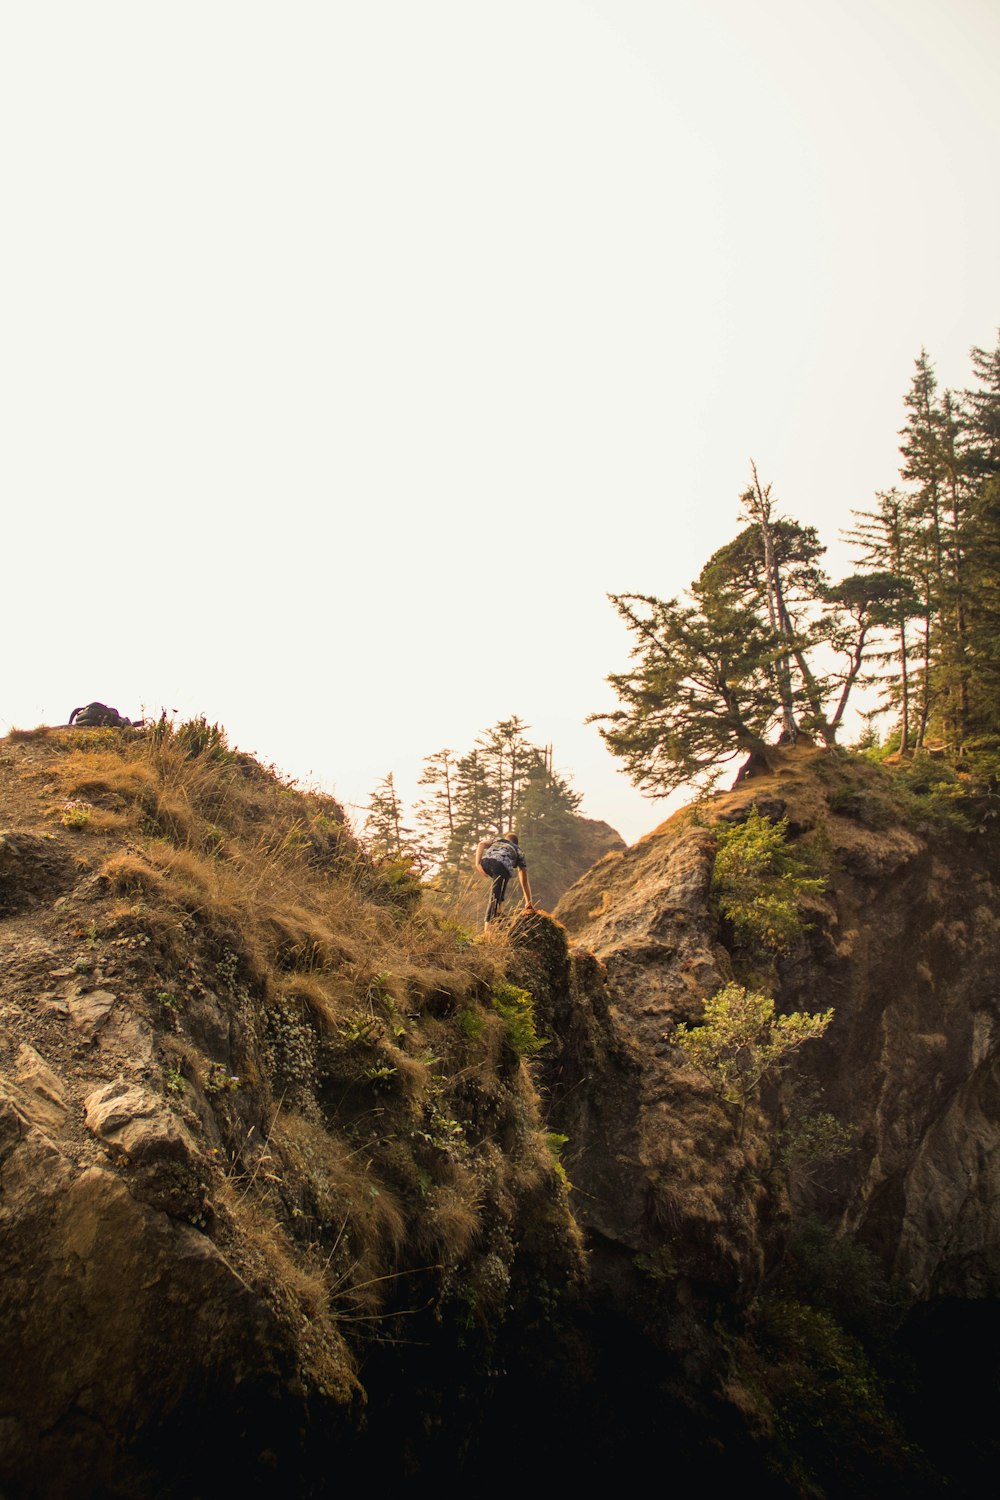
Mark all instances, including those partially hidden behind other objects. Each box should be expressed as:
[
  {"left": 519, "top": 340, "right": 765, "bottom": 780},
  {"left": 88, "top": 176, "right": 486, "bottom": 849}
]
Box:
[
  {"left": 553, "top": 744, "right": 1000, "bottom": 1303},
  {"left": 542, "top": 742, "right": 1000, "bottom": 1488},
  {"left": 2, "top": 729, "right": 998, "bottom": 1495},
  {"left": 0, "top": 724, "right": 582, "bottom": 1496}
]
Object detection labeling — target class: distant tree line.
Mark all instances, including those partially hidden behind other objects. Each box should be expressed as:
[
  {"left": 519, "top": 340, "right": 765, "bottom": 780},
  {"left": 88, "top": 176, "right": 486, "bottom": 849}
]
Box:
[
  {"left": 365, "top": 718, "right": 621, "bottom": 910},
  {"left": 592, "top": 334, "right": 1000, "bottom": 795}
]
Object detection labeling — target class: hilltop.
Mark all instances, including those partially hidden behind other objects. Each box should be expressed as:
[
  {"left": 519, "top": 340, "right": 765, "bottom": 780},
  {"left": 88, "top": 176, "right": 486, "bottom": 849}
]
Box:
[{"left": 0, "top": 721, "right": 582, "bottom": 1493}]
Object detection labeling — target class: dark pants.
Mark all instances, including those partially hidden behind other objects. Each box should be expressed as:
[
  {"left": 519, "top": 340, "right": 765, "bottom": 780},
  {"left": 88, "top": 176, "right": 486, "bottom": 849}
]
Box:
[{"left": 481, "top": 858, "right": 510, "bottom": 922}]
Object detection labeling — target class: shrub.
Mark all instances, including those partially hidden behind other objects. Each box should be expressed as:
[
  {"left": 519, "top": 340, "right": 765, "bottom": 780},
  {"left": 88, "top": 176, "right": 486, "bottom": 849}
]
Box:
[
  {"left": 778, "top": 1215, "right": 909, "bottom": 1345},
  {"left": 712, "top": 807, "right": 826, "bottom": 955},
  {"left": 673, "top": 983, "right": 832, "bottom": 1141},
  {"left": 750, "top": 1297, "right": 911, "bottom": 1492}
]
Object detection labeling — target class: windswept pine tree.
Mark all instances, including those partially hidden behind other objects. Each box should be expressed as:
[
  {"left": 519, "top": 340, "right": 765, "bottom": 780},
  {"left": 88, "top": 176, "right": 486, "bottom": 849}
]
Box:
[
  {"left": 595, "top": 473, "right": 903, "bottom": 794},
  {"left": 597, "top": 333, "right": 1000, "bottom": 793}
]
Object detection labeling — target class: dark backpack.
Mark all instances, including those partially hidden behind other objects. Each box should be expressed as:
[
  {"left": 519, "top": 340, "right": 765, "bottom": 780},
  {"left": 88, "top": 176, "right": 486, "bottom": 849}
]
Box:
[{"left": 68, "top": 702, "right": 131, "bottom": 728}]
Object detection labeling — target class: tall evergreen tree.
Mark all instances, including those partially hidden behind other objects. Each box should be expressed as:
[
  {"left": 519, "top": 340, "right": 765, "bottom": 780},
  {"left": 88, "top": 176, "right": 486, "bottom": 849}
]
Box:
[
  {"left": 364, "top": 773, "right": 413, "bottom": 860},
  {"left": 448, "top": 748, "right": 493, "bottom": 869},
  {"left": 734, "top": 459, "right": 827, "bottom": 735},
  {"left": 962, "top": 333, "right": 1000, "bottom": 478},
  {"left": 960, "top": 335, "right": 1000, "bottom": 748},
  {"left": 414, "top": 749, "right": 458, "bottom": 874},
  {"left": 513, "top": 750, "right": 584, "bottom": 908},
  {"left": 703, "top": 494, "right": 831, "bottom": 742},
  {"left": 896, "top": 349, "right": 978, "bottom": 746},
  {"left": 820, "top": 571, "right": 916, "bottom": 737},
  {"left": 843, "top": 490, "right": 922, "bottom": 749}
]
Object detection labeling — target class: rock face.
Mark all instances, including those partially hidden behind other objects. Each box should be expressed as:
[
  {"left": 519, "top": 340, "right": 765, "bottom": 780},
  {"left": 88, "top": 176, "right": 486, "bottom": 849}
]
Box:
[
  {"left": 553, "top": 745, "right": 1000, "bottom": 1305},
  {"left": 3, "top": 728, "right": 999, "bottom": 1494},
  {"left": 0, "top": 728, "right": 583, "bottom": 1496},
  {"left": 526, "top": 813, "right": 626, "bottom": 910},
  {"left": 0, "top": 832, "right": 75, "bottom": 915},
  {"left": 0, "top": 1095, "right": 289, "bottom": 1497}
]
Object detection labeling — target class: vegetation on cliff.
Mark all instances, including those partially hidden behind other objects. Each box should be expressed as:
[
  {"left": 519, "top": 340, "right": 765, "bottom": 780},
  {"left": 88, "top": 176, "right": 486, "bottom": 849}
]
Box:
[
  {"left": 593, "top": 334, "right": 1000, "bottom": 793},
  {"left": 3, "top": 716, "right": 998, "bottom": 1494},
  {"left": 0, "top": 719, "right": 583, "bottom": 1493}
]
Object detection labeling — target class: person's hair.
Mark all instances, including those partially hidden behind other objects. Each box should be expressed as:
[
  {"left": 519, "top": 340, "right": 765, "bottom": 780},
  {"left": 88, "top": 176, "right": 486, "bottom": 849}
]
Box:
[{"left": 504, "top": 832, "right": 519, "bottom": 845}]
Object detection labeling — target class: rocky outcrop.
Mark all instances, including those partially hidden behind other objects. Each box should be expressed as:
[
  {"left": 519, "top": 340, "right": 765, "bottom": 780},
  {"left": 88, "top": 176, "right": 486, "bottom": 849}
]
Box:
[
  {"left": 510, "top": 903, "right": 775, "bottom": 1302},
  {"left": 0, "top": 728, "right": 584, "bottom": 1496},
  {"left": 554, "top": 745, "right": 1000, "bottom": 1305},
  {"left": 525, "top": 813, "right": 626, "bottom": 910},
  {"left": 0, "top": 832, "right": 75, "bottom": 915},
  {"left": 3, "top": 727, "right": 998, "bottom": 1494},
  {"left": 0, "top": 1087, "right": 305, "bottom": 1497}
]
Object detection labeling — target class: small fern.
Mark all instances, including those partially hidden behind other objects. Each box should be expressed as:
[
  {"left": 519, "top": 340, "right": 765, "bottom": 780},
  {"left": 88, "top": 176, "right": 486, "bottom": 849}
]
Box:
[{"left": 491, "top": 982, "right": 548, "bottom": 1057}]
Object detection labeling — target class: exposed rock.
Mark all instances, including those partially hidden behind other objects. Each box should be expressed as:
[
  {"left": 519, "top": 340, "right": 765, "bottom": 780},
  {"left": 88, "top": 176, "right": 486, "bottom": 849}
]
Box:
[
  {"left": 553, "top": 813, "right": 728, "bottom": 1027},
  {"left": 556, "top": 744, "right": 1000, "bottom": 1305},
  {"left": 0, "top": 1087, "right": 317, "bottom": 1498},
  {"left": 511, "top": 912, "right": 775, "bottom": 1310},
  {"left": 0, "top": 831, "right": 76, "bottom": 914},
  {"left": 181, "top": 986, "right": 232, "bottom": 1057},
  {"left": 529, "top": 814, "right": 627, "bottom": 910},
  {"left": 0, "top": 934, "right": 60, "bottom": 982},
  {"left": 68, "top": 987, "right": 117, "bottom": 1036},
  {"left": 13, "top": 1043, "right": 69, "bottom": 1132},
  {"left": 3, "top": 727, "right": 998, "bottom": 1493},
  {"left": 85, "top": 1079, "right": 194, "bottom": 1159},
  {"left": 85, "top": 1080, "right": 210, "bottom": 1220}
]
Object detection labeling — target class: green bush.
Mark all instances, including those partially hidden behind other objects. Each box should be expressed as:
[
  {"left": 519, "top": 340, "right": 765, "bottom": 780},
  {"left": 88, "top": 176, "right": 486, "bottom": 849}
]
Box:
[
  {"left": 673, "top": 983, "right": 832, "bottom": 1141},
  {"left": 751, "top": 1297, "right": 912, "bottom": 1492},
  {"left": 778, "top": 1215, "right": 909, "bottom": 1345},
  {"left": 712, "top": 808, "right": 826, "bottom": 955}
]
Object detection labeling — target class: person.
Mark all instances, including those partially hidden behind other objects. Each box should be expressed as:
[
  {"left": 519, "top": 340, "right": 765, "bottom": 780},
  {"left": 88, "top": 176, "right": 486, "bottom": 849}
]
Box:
[{"left": 474, "top": 832, "right": 535, "bottom": 925}]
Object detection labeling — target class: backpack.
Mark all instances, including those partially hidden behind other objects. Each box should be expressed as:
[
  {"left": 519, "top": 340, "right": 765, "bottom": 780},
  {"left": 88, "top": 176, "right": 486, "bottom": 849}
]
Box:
[{"left": 68, "top": 702, "right": 131, "bottom": 728}]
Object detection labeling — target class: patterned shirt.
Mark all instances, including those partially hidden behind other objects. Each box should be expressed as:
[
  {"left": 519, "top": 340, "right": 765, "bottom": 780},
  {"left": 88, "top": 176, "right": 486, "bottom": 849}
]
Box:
[{"left": 484, "top": 839, "right": 527, "bottom": 876}]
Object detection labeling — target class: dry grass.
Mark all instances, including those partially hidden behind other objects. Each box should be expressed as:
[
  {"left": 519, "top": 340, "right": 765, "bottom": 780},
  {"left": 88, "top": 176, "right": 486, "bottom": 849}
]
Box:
[{"left": 1, "top": 718, "right": 584, "bottom": 1380}]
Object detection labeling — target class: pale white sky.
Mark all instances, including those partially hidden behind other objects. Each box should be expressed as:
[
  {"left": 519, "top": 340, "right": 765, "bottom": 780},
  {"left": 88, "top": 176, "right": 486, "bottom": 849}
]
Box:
[{"left": 3, "top": 0, "right": 998, "bottom": 843}]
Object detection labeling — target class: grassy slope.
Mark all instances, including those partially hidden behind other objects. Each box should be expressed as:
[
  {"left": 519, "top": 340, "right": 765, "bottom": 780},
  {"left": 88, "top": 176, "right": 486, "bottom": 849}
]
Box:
[{"left": 0, "top": 721, "right": 583, "bottom": 1445}]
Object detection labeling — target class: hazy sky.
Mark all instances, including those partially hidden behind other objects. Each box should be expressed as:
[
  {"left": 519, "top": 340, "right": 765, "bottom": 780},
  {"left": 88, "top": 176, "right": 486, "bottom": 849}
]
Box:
[{"left": 3, "top": 0, "right": 998, "bottom": 844}]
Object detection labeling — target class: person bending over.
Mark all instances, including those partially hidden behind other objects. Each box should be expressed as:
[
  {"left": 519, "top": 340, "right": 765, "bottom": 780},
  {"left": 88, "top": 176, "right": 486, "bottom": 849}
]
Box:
[{"left": 475, "top": 832, "right": 535, "bottom": 926}]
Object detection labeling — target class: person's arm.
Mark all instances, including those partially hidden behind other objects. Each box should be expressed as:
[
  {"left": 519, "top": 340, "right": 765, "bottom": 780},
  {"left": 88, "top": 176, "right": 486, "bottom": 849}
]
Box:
[
  {"left": 474, "top": 838, "right": 490, "bottom": 876},
  {"left": 517, "top": 867, "right": 535, "bottom": 912}
]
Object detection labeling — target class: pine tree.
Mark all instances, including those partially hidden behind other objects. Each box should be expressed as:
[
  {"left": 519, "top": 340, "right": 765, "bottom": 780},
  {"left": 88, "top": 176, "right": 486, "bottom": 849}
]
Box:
[
  {"left": 843, "top": 490, "right": 922, "bottom": 749},
  {"left": 446, "top": 748, "right": 494, "bottom": 875},
  {"left": 513, "top": 749, "right": 583, "bottom": 908},
  {"left": 364, "top": 773, "right": 414, "bottom": 861},
  {"left": 962, "top": 333, "right": 1000, "bottom": 479},
  {"left": 898, "top": 350, "right": 975, "bottom": 747},
  {"left": 960, "top": 335, "right": 1000, "bottom": 749},
  {"left": 737, "top": 464, "right": 827, "bottom": 739},
  {"left": 820, "top": 571, "right": 917, "bottom": 737},
  {"left": 964, "top": 476, "right": 1000, "bottom": 748},
  {"left": 590, "top": 586, "right": 780, "bottom": 796},
  {"left": 705, "top": 468, "right": 835, "bottom": 742},
  {"left": 472, "top": 717, "right": 533, "bottom": 834},
  {"left": 414, "top": 749, "right": 457, "bottom": 874}
]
